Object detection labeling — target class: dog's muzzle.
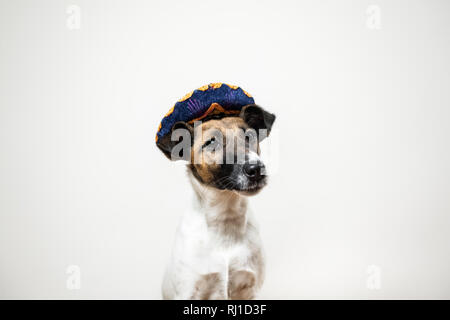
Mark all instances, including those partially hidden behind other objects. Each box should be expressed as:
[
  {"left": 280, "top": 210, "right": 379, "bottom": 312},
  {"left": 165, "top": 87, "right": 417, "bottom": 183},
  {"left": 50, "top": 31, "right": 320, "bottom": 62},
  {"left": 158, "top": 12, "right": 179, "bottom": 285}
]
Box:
[{"left": 243, "top": 161, "right": 265, "bottom": 181}]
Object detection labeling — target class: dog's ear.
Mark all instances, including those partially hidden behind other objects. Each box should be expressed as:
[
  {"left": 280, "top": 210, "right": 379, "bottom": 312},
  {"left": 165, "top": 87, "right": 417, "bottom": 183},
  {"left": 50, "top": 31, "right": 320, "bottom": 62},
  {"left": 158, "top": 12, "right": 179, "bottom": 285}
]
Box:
[
  {"left": 240, "top": 104, "right": 276, "bottom": 140},
  {"left": 156, "top": 121, "right": 193, "bottom": 161}
]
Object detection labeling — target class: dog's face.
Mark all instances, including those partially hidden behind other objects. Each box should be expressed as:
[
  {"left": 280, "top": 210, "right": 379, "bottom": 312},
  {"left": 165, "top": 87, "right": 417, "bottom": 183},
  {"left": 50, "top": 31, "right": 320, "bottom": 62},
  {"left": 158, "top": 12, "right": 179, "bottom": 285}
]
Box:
[
  {"left": 157, "top": 105, "right": 275, "bottom": 195},
  {"left": 190, "top": 116, "right": 266, "bottom": 195}
]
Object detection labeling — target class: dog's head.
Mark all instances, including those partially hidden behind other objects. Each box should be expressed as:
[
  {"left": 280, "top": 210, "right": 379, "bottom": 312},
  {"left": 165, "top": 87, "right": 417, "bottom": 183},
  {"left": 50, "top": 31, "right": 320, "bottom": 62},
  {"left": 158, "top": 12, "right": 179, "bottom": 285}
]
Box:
[{"left": 157, "top": 104, "right": 275, "bottom": 195}]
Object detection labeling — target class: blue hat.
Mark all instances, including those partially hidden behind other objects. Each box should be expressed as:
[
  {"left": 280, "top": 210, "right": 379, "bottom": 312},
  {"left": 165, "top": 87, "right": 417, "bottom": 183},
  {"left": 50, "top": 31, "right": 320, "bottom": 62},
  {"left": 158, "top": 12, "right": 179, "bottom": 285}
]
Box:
[{"left": 155, "top": 83, "right": 255, "bottom": 142}]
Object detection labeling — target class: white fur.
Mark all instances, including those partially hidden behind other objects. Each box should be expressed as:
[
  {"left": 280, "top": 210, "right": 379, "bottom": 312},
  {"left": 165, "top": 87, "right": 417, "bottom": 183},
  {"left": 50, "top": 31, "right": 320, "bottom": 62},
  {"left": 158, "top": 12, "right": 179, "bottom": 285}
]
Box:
[{"left": 162, "top": 171, "right": 265, "bottom": 300}]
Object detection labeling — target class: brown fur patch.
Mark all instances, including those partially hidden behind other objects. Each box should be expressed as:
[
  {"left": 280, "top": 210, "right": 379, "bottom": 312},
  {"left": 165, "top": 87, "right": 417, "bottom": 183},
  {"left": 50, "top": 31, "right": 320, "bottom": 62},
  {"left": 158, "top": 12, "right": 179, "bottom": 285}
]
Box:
[
  {"left": 228, "top": 270, "right": 257, "bottom": 300},
  {"left": 190, "top": 273, "right": 226, "bottom": 300}
]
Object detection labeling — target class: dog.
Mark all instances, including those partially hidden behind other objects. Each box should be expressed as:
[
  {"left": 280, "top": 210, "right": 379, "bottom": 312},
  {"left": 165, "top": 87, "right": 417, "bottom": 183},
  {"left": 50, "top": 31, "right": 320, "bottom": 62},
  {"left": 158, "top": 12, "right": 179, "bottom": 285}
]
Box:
[{"left": 157, "top": 104, "right": 275, "bottom": 299}]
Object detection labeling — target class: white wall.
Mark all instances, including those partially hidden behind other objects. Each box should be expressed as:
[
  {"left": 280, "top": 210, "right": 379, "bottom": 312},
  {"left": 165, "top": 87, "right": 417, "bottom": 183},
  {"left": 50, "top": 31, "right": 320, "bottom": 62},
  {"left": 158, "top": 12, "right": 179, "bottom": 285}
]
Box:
[{"left": 1, "top": 0, "right": 449, "bottom": 299}]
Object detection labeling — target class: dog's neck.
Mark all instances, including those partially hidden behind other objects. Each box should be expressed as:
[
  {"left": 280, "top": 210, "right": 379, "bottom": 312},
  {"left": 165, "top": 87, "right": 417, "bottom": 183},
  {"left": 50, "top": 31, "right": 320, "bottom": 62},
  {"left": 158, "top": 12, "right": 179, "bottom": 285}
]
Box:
[{"left": 188, "top": 170, "right": 248, "bottom": 240}]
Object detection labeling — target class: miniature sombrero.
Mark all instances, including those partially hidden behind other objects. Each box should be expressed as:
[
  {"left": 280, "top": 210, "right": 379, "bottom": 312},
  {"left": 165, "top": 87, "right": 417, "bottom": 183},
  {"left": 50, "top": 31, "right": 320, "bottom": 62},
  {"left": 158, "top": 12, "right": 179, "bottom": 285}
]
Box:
[{"left": 155, "top": 83, "right": 255, "bottom": 142}]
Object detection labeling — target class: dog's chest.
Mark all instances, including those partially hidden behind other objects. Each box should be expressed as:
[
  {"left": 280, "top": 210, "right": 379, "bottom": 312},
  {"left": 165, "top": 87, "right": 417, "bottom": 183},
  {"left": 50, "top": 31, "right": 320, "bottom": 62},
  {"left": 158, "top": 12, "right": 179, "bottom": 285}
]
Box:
[{"left": 175, "top": 209, "right": 259, "bottom": 274}]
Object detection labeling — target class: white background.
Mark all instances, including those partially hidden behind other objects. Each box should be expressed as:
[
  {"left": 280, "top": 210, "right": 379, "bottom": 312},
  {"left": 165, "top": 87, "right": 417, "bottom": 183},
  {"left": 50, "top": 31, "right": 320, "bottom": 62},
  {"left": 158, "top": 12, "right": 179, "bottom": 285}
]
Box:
[{"left": 1, "top": 0, "right": 450, "bottom": 299}]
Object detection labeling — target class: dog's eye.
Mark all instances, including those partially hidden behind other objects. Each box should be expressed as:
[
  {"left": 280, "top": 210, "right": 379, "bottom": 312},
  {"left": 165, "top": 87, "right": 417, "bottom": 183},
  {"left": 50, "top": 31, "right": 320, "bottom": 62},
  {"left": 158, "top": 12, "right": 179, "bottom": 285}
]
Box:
[{"left": 202, "top": 137, "right": 217, "bottom": 149}]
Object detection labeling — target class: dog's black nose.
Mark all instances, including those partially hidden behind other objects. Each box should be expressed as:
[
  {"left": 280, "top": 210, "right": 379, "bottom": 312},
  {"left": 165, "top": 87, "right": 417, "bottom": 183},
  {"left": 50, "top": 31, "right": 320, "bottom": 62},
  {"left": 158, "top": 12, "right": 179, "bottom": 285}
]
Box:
[{"left": 243, "top": 162, "right": 264, "bottom": 178}]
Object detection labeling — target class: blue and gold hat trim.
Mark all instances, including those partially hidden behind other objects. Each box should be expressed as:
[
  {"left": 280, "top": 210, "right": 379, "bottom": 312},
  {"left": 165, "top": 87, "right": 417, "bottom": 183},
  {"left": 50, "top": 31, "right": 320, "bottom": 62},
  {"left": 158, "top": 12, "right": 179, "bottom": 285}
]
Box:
[{"left": 156, "top": 83, "right": 254, "bottom": 142}]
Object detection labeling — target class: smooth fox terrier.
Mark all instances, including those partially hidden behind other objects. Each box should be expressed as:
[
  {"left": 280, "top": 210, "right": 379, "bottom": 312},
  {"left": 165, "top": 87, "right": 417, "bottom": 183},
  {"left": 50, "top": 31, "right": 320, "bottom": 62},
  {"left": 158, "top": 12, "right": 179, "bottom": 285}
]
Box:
[{"left": 157, "top": 104, "right": 276, "bottom": 299}]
